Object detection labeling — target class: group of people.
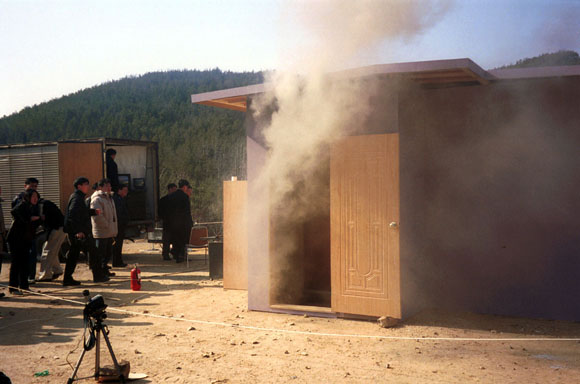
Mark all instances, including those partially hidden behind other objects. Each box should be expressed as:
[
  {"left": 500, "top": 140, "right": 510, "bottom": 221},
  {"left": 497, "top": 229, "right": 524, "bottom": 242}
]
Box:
[
  {"left": 158, "top": 180, "right": 193, "bottom": 263},
  {"left": 64, "top": 176, "right": 129, "bottom": 286},
  {"left": 0, "top": 177, "right": 69, "bottom": 296},
  {"left": 0, "top": 147, "right": 194, "bottom": 296},
  {"left": 1, "top": 171, "right": 130, "bottom": 296}
]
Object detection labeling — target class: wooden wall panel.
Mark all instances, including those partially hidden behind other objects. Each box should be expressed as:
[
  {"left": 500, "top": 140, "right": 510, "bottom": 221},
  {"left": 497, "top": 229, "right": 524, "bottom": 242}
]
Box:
[
  {"left": 223, "top": 180, "right": 248, "bottom": 290},
  {"left": 58, "top": 142, "right": 104, "bottom": 210}
]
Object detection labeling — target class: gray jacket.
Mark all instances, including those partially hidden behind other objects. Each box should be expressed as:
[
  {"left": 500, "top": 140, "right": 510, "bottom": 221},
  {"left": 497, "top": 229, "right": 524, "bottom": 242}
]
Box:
[{"left": 90, "top": 191, "right": 118, "bottom": 239}]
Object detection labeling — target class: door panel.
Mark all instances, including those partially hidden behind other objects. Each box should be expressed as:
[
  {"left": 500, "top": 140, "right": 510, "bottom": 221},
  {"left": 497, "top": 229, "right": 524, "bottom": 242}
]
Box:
[
  {"left": 331, "top": 134, "right": 400, "bottom": 317},
  {"left": 223, "top": 180, "right": 248, "bottom": 290},
  {"left": 58, "top": 142, "right": 104, "bottom": 210}
]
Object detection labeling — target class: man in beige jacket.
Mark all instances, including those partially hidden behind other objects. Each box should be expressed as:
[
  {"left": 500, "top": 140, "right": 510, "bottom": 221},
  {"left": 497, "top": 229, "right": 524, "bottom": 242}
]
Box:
[{"left": 90, "top": 178, "right": 118, "bottom": 283}]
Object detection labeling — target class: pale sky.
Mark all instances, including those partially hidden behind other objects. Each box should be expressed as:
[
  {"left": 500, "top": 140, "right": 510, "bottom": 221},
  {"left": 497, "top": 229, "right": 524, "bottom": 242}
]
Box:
[{"left": 1, "top": 0, "right": 579, "bottom": 118}]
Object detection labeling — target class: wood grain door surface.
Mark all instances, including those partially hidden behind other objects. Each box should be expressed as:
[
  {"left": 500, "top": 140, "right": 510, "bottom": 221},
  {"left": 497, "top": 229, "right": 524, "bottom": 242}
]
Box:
[
  {"left": 330, "top": 134, "right": 400, "bottom": 318},
  {"left": 58, "top": 142, "right": 104, "bottom": 210},
  {"left": 223, "top": 180, "right": 248, "bottom": 290}
]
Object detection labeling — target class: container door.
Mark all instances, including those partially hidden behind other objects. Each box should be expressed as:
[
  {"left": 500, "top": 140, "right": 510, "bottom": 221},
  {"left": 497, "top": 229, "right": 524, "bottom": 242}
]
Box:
[
  {"left": 330, "top": 133, "right": 400, "bottom": 318},
  {"left": 58, "top": 142, "right": 104, "bottom": 210}
]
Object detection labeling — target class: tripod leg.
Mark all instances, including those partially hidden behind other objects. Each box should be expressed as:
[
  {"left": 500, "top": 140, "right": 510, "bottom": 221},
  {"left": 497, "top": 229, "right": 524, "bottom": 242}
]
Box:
[
  {"left": 95, "top": 328, "right": 101, "bottom": 379},
  {"left": 102, "top": 330, "right": 126, "bottom": 383},
  {"left": 67, "top": 347, "right": 88, "bottom": 384}
]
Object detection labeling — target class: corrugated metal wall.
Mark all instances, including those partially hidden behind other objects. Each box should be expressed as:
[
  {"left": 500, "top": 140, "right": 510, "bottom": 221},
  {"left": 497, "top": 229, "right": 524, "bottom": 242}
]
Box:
[{"left": 0, "top": 145, "right": 60, "bottom": 229}]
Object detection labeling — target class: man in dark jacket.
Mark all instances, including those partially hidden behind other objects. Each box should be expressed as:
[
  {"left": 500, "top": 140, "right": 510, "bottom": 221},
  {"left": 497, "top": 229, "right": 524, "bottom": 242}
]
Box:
[
  {"left": 105, "top": 148, "right": 119, "bottom": 192},
  {"left": 8, "top": 189, "right": 41, "bottom": 294},
  {"left": 12, "top": 177, "right": 40, "bottom": 284},
  {"left": 63, "top": 177, "right": 98, "bottom": 286},
  {"left": 158, "top": 183, "right": 177, "bottom": 260},
  {"left": 112, "top": 184, "right": 129, "bottom": 267},
  {"left": 37, "top": 199, "right": 66, "bottom": 281},
  {"left": 165, "top": 179, "right": 193, "bottom": 263}
]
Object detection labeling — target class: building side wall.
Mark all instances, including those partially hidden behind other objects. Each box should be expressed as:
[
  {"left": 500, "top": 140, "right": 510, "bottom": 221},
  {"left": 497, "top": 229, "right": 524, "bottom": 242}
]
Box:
[
  {"left": 399, "top": 77, "right": 580, "bottom": 320},
  {"left": 246, "top": 136, "right": 270, "bottom": 311}
]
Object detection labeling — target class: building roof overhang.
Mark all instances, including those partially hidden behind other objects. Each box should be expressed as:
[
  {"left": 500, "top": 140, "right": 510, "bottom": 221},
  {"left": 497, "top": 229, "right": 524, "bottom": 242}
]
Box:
[{"left": 191, "top": 59, "right": 580, "bottom": 112}]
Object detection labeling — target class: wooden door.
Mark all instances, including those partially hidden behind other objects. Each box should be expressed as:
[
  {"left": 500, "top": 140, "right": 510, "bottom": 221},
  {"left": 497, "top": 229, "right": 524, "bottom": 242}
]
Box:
[
  {"left": 330, "top": 134, "right": 400, "bottom": 318},
  {"left": 223, "top": 180, "right": 248, "bottom": 290},
  {"left": 58, "top": 142, "right": 104, "bottom": 210}
]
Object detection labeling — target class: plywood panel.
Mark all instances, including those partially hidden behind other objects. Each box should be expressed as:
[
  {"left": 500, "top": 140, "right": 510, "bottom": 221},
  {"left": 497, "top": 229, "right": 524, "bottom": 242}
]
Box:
[
  {"left": 58, "top": 142, "right": 104, "bottom": 210},
  {"left": 223, "top": 180, "right": 248, "bottom": 290},
  {"left": 331, "top": 134, "right": 400, "bottom": 318}
]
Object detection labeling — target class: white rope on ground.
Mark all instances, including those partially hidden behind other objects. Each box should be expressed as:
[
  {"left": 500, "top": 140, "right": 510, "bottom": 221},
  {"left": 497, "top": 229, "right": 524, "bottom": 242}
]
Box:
[{"left": 1, "top": 282, "right": 580, "bottom": 342}]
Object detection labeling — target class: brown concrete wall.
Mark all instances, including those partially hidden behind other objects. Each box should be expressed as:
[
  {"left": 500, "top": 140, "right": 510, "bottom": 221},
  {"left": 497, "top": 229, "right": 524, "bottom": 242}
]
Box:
[{"left": 399, "top": 77, "right": 580, "bottom": 320}]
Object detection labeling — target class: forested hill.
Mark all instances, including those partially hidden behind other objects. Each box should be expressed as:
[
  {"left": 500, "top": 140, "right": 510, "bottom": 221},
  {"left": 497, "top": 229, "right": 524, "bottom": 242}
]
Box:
[
  {"left": 0, "top": 69, "right": 264, "bottom": 221},
  {"left": 2, "top": 51, "right": 577, "bottom": 221},
  {"left": 496, "top": 50, "right": 580, "bottom": 69}
]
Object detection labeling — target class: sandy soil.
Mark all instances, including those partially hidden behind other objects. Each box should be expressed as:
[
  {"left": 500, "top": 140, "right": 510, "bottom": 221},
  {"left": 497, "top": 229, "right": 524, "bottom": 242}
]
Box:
[{"left": 1, "top": 240, "right": 580, "bottom": 383}]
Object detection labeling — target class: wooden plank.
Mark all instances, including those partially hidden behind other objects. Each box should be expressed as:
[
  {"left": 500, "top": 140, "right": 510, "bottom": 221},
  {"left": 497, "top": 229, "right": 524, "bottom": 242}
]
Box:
[
  {"left": 330, "top": 134, "right": 401, "bottom": 318},
  {"left": 58, "top": 142, "right": 104, "bottom": 211},
  {"left": 407, "top": 69, "right": 471, "bottom": 79},
  {"left": 461, "top": 67, "right": 490, "bottom": 85},
  {"left": 413, "top": 76, "right": 480, "bottom": 84},
  {"left": 223, "top": 180, "right": 248, "bottom": 290},
  {"left": 198, "top": 100, "right": 246, "bottom": 112},
  {"left": 222, "top": 96, "right": 248, "bottom": 103}
]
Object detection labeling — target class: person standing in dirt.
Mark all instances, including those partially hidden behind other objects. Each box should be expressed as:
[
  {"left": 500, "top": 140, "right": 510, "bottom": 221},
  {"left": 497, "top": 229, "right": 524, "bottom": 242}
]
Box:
[
  {"left": 158, "top": 182, "right": 177, "bottom": 260},
  {"left": 165, "top": 180, "right": 193, "bottom": 263},
  {"left": 63, "top": 177, "right": 99, "bottom": 286},
  {"left": 36, "top": 198, "right": 66, "bottom": 282},
  {"left": 90, "top": 178, "right": 118, "bottom": 282},
  {"left": 7, "top": 189, "right": 41, "bottom": 295},
  {"left": 105, "top": 148, "right": 119, "bottom": 192},
  {"left": 11, "top": 177, "right": 40, "bottom": 285},
  {"left": 112, "top": 184, "right": 129, "bottom": 267},
  {"left": 82, "top": 182, "right": 100, "bottom": 271}
]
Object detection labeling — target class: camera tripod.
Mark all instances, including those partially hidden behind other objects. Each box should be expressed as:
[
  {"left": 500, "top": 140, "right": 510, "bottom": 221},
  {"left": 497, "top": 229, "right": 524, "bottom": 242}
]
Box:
[{"left": 67, "top": 314, "right": 125, "bottom": 383}]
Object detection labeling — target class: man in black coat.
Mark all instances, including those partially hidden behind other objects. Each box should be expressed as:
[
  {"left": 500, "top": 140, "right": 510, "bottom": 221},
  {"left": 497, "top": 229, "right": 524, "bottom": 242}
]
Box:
[
  {"left": 63, "top": 177, "right": 98, "bottom": 286},
  {"left": 158, "top": 183, "right": 177, "bottom": 260},
  {"left": 165, "top": 179, "right": 193, "bottom": 263},
  {"left": 12, "top": 177, "right": 40, "bottom": 284}
]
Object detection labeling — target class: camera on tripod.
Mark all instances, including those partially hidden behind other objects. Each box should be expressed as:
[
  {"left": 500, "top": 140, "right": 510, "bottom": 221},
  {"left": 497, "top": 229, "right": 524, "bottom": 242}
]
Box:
[
  {"left": 68, "top": 290, "right": 128, "bottom": 383},
  {"left": 83, "top": 290, "right": 107, "bottom": 320}
]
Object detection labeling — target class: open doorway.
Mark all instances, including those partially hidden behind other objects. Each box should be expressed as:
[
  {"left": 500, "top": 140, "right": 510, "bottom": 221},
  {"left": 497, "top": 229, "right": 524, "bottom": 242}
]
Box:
[{"left": 269, "top": 156, "right": 331, "bottom": 310}]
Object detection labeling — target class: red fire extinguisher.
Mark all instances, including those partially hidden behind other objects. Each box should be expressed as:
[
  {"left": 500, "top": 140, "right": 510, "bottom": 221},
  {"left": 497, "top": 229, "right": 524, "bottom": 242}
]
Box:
[{"left": 130, "top": 264, "right": 141, "bottom": 291}]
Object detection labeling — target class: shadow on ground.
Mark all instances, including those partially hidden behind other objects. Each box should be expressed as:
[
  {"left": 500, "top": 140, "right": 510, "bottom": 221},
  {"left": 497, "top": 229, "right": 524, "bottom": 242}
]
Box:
[{"left": 0, "top": 249, "right": 213, "bottom": 347}]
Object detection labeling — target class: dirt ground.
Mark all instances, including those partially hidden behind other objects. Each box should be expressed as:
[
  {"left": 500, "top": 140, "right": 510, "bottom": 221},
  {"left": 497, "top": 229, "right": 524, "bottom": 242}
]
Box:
[{"left": 1, "top": 240, "right": 580, "bottom": 383}]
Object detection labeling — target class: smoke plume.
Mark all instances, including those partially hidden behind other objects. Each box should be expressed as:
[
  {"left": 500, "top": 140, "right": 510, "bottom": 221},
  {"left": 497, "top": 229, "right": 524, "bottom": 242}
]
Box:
[
  {"left": 537, "top": 5, "right": 580, "bottom": 53},
  {"left": 249, "top": 0, "right": 453, "bottom": 304}
]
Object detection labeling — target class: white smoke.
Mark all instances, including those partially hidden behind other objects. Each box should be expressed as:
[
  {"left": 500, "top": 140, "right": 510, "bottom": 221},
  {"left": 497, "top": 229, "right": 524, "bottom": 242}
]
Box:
[{"left": 249, "top": 0, "right": 453, "bottom": 304}]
